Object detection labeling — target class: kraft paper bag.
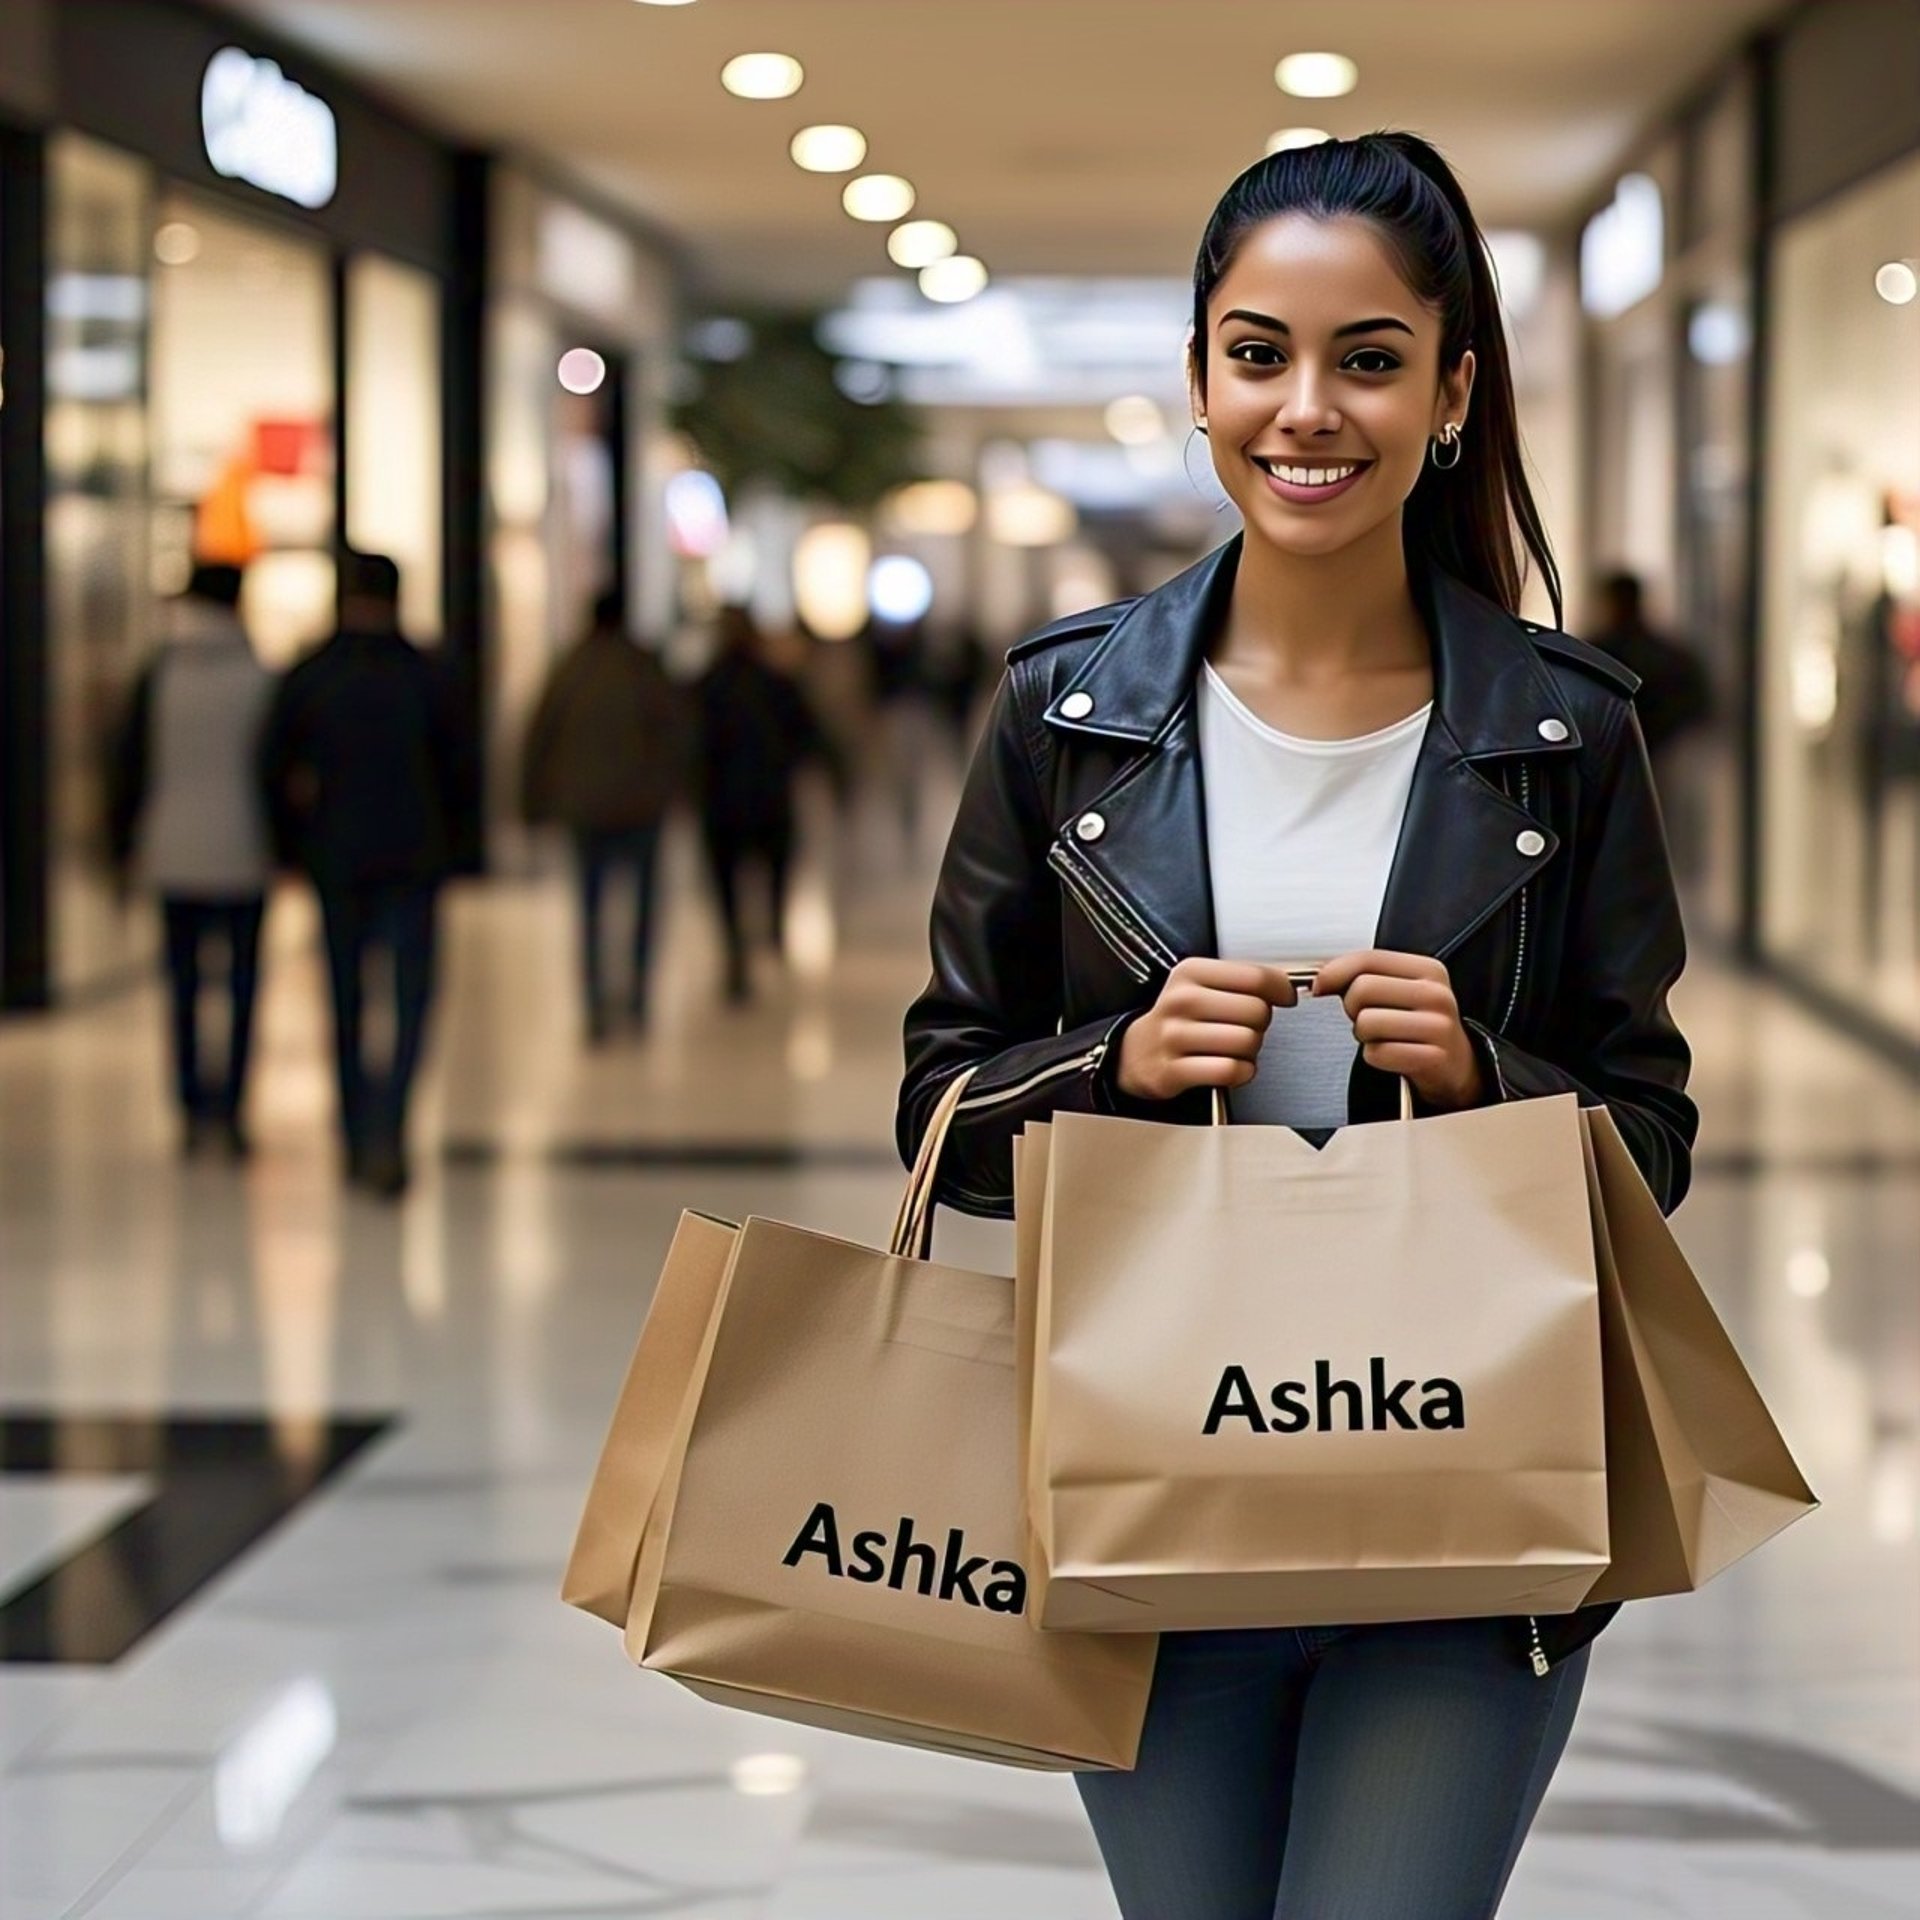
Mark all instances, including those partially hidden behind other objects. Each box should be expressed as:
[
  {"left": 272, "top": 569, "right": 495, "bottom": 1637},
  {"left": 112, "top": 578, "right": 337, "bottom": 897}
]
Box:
[
  {"left": 1579, "top": 1107, "right": 1817, "bottom": 1601},
  {"left": 1028, "top": 1093, "right": 1611, "bottom": 1633},
  {"left": 587, "top": 1073, "right": 1157, "bottom": 1771},
  {"left": 562, "top": 1211, "right": 740, "bottom": 1627}
]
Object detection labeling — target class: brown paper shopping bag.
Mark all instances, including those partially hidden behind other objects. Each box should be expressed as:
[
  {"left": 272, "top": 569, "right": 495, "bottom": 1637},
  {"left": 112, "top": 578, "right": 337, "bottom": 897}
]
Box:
[
  {"left": 1026, "top": 1091, "right": 1611, "bottom": 1632},
  {"left": 562, "top": 1211, "right": 740, "bottom": 1626},
  {"left": 585, "top": 1071, "right": 1156, "bottom": 1771},
  {"left": 1579, "top": 1107, "right": 1817, "bottom": 1602}
]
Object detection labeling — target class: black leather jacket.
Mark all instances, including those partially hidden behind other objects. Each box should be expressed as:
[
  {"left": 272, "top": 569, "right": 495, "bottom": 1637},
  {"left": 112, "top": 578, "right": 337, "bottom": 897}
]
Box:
[{"left": 897, "top": 535, "right": 1698, "bottom": 1673}]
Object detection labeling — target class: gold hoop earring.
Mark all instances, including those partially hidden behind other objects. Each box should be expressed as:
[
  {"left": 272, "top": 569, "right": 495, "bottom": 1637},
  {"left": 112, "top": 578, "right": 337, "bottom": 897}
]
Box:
[{"left": 1429, "top": 422, "right": 1463, "bottom": 470}]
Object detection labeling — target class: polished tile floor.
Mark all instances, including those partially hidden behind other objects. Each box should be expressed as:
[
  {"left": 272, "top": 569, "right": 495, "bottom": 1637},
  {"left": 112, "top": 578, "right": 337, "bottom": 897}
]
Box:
[{"left": 2, "top": 802, "right": 1918, "bottom": 1918}]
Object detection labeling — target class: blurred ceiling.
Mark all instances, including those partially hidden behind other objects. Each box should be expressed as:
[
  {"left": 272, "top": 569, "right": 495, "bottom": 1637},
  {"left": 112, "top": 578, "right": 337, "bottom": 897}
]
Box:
[{"left": 218, "top": 0, "right": 1785, "bottom": 302}]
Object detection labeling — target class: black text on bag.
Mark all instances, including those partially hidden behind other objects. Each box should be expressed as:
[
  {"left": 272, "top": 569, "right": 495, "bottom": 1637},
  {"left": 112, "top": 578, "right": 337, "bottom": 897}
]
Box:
[
  {"left": 1202, "top": 1360, "right": 1466, "bottom": 1435},
  {"left": 781, "top": 1502, "right": 1029, "bottom": 1613}
]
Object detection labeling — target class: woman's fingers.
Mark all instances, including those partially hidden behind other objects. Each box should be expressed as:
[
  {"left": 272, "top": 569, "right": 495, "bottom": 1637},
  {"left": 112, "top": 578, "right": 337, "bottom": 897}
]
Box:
[{"left": 1172, "top": 1019, "right": 1266, "bottom": 1061}]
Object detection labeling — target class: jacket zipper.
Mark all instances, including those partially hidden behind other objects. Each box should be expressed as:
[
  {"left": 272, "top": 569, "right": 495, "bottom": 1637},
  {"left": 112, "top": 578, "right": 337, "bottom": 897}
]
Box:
[
  {"left": 1528, "top": 1615, "right": 1549, "bottom": 1676},
  {"left": 1047, "top": 844, "right": 1155, "bottom": 982},
  {"left": 1500, "top": 762, "right": 1532, "bottom": 1034},
  {"left": 955, "top": 1042, "right": 1109, "bottom": 1114}
]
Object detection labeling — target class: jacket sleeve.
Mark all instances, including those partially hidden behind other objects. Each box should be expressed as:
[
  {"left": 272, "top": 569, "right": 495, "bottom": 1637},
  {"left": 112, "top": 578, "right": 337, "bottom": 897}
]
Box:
[
  {"left": 898, "top": 669, "right": 1134, "bottom": 1217},
  {"left": 1464, "top": 699, "right": 1698, "bottom": 1213}
]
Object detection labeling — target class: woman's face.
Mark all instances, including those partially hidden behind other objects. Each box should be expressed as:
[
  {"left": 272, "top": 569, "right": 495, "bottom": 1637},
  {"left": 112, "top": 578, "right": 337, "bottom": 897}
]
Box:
[{"left": 1195, "top": 213, "right": 1474, "bottom": 562}]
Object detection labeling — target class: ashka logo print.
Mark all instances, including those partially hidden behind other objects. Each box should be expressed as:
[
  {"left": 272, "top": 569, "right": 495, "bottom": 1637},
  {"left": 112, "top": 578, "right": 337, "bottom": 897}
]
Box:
[
  {"left": 781, "top": 1502, "right": 1028, "bottom": 1614},
  {"left": 1203, "top": 1359, "right": 1466, "bottom": 1434}
]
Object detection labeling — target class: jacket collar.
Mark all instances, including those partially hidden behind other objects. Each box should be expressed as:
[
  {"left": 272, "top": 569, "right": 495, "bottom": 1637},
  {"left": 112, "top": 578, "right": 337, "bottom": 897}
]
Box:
[{"left": 1041, "top": 534, "right": 1581, "bottom": 761}]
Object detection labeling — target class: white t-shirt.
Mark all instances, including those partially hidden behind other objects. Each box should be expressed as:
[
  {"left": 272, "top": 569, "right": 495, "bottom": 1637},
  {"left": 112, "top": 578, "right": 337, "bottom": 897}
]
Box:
[{"left": 1197, "top": 662, "right": 1431, "bottom": 1128}]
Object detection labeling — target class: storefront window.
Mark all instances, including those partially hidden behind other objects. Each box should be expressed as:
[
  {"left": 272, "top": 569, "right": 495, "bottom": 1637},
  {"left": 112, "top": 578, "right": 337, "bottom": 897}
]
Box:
[
  {"left": 45, "top": 133, "right": 151, "bottom": 994},
  {"left": 1762, "top": 148, "right": 1920, "bottom": 1037},
  {"left": 345, "top": 251, "right": 442, "bottom": 641},
  {"left": 150, "top": 188, "right": 334, "bottom": 669}
]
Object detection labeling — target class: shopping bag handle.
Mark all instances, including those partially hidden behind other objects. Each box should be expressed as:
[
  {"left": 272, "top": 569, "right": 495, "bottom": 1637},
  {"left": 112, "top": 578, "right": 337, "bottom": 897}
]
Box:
[
  {"left": 888, "top": 1066, "right": 978, "bottom": 1259},
  {"left": 1209, "top": 1080, "right": 1415, "bottom": 1125}
]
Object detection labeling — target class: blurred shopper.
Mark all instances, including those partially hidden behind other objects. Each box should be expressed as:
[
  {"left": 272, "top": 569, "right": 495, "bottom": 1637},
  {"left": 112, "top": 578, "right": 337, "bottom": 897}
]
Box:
[
  {"left": 694, "top": 605, "right": 836, "bottom": 1004},
  {"left": 1590, "top": 570, "right": 1713, "bottom": 879},
  {"left": 899, "top": 133, "right": 1695, "bottom": 1918},
  {"left": 260, "top": 552, "right": 466, "bottom": 1198},
  {"left": 521, "top": 589, "right": 688, "bottom": 1042},
  {"left": 107, "top": 562, "right": 273, "bottom": 1159}
]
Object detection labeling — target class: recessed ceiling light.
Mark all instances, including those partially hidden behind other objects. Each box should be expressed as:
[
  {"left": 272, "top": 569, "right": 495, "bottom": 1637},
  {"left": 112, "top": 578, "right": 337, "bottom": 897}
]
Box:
[
  {"left": 843, "top": 173, "right": 915, "bottom": 222},
  {"left": 1875, "top": 260, "right": 1918, "bottom": 305},
  {"left": 1275, "top": 51, "right": 1357, "bottom": 98},
  {"left": 1267, "top": 127, "right": 1332, "bottom": 154},
  {"left": 887, "top": 219, "right": 957, "bottom": 269},
  {"left": 632, "top": 1, "right": 700, "bottom": 8},
  {"left": 721, "top": 52, "right": 803, "bottom": 100},
  {"left": 790, "top": 124, "right": 866, "bottom": 172},
  {"left": 557, "top": 346, "right": 607, "bottom": 394},
  {"left": 919, "top": 254, "right": 987, "bottom": 303}
]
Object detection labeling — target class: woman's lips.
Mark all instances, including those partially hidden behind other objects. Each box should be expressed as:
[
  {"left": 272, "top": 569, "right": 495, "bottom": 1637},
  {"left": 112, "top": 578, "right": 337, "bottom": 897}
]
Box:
[{"left": 1252, "top": 458, "right": 1371, "bottom": 506}]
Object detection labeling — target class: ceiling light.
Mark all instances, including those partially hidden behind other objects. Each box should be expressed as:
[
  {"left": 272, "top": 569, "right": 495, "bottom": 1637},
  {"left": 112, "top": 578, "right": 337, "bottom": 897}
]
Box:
[
  {"left": 1875, "top": 260, "right": 1918, "bottom": 305},
  {"left": 793, "top": 523, "right": 871, "bottom": 641},
  {"left": 790, "top": 124, "right": 865, "bottom": 172},
  {"left": 1266, "top": 127, "right": 1331, "bottom": 155},
  {"left": 888, "top": 219, "right": 957, "bottom": 269},
  {"left": 869, "top": 554, "right": 935, "bottom": 623},
  {"left": 1104, "top": 395, "right": 1165, "bottom": 446},
  {"left": 633, "top": 1, "right": 700, "bottom": 7},
  {"left": 843, "top": 173, "right": 915, "bottom": 222},
  {"left": 720, "top": 52, "right": 803, "bottom": 100},
  {"left": 1275, "top": 51, "right": 1357, "bottom": 98},
  {"left": 987, "top": 482, "right": 1076, "bottom": 548},
  {"left": 886, "top": 479, "right": 978, "bottom": 536},
  {"left": 919, "top": 255, "right": 986, "bottom": 303},
  {"left": 557, "top": 346, "right": 607, "bottom": 394}
]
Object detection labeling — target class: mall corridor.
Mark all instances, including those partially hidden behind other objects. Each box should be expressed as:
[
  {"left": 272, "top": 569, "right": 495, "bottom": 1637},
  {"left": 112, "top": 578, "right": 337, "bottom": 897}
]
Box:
[
  {"left": 2, "top": 795, "right": 1918, "bottom": 1916},
  {"left": 6, "top": 0, "right": 1920, "bottom": 1914}
]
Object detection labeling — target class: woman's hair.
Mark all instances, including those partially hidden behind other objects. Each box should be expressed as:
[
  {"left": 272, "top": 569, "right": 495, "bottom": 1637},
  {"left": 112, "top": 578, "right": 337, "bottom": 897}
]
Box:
[{"left": 1190, "top": 131, "right": 1561, "bottom": 626}]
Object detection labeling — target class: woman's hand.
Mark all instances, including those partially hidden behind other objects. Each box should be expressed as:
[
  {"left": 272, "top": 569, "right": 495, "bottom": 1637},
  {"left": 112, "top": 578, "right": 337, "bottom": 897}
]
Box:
[
  {"left": 1115, "top": 957, "right": 1298, "bottom": 1103},
  {"left": 1312, "top": 949, "right": 1484, "bottom": 1110}
]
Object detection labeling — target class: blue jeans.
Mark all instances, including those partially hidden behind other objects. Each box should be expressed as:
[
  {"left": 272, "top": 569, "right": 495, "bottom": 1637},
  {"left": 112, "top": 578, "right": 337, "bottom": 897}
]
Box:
[
  {"left": 317, "top": 883, "right": 438, "bottom": 1161},
  {"left": 1077, "top": 1618, "right": 1588, "bottom": 1919}
]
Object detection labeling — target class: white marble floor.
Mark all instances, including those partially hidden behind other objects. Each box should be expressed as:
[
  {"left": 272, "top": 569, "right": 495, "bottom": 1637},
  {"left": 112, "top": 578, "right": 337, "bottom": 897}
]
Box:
[{"left": 2, "top": 800, "right": 1918, "bottom": 1918}]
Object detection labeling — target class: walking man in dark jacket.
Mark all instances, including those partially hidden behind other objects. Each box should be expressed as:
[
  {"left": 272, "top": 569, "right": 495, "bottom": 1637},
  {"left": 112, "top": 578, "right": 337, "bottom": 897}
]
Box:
[
  {"left": 521, "top": 589, "right": 688, "bottom": 1041},
  {"left": 694, "top": 606, "right": 836, "bottom": 1004},
  {"left": 259, "top": 551, "right": 468, "bottom": 1197}
]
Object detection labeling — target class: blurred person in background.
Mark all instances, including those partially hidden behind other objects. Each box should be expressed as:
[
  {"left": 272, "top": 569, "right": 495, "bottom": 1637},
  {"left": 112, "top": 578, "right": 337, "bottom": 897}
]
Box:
[
  {"left": 520, "top": 587, "right": 688, "bottom": 1043},
  {"left": 694, "top": 603, "right": 838, "bottom": 1005},
  {"left": 259, "top": 551, "right": 468, "bottom": 1198},
  {"left": 107, "top": 561, "right": 274, "bottom": 1160},
  {"left": 1589, "top": 570, "right": 1713, "bottom": 859}
]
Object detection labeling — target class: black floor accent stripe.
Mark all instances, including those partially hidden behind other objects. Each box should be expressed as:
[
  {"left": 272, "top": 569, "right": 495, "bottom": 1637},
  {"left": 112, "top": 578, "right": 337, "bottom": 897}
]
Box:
[
  {"left": 0, "top": 1414, "right": 391, "bottom": 1664},
  {"left": 441, "top": 1139, "right": 901, "bottom": 1171}
]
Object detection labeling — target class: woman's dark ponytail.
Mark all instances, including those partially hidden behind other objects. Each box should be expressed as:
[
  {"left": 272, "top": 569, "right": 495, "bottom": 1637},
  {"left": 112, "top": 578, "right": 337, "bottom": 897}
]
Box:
[{"left": 1191, "top": 130, "right": 1562, "bottom": 626}]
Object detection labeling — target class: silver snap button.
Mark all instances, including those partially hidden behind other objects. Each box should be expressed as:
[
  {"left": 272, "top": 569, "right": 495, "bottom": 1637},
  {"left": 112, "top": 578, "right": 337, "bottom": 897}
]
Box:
[
  {"left": 1515, "top": 829, "right": 1546, "bottom": 858},
  {"left": 1537, "top": 717, "right": 1569, "bottom": 743},
  {"left": 1060, "top": 691, "right": 1095, "bottom": 721},
  {"left": 1076, "top": 812, "right": 1107, "bottom": 843}
]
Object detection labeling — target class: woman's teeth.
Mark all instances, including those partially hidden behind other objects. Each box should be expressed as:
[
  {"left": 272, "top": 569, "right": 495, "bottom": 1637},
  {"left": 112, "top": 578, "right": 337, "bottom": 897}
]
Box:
[{"left": 1254, "top": 459, "right": 1362, "bottom": 487}]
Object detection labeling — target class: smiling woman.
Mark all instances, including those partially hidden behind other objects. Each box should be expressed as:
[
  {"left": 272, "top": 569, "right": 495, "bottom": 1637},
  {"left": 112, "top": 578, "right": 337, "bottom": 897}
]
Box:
[{"left": 899, "top": 129, "right": 1696, "bottom": 1920}]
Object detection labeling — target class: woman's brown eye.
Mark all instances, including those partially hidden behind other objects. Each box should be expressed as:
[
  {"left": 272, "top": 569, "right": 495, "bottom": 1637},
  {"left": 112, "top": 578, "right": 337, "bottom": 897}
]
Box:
[{"left": 1346, "top": 350, "right": 1399, "bottom": 373}]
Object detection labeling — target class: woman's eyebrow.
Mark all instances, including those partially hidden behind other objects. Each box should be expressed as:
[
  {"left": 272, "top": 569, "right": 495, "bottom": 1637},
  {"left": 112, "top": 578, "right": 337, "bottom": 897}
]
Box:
[{"left": 1218, "top": 308, "right": 1415, "bottom": 339}]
